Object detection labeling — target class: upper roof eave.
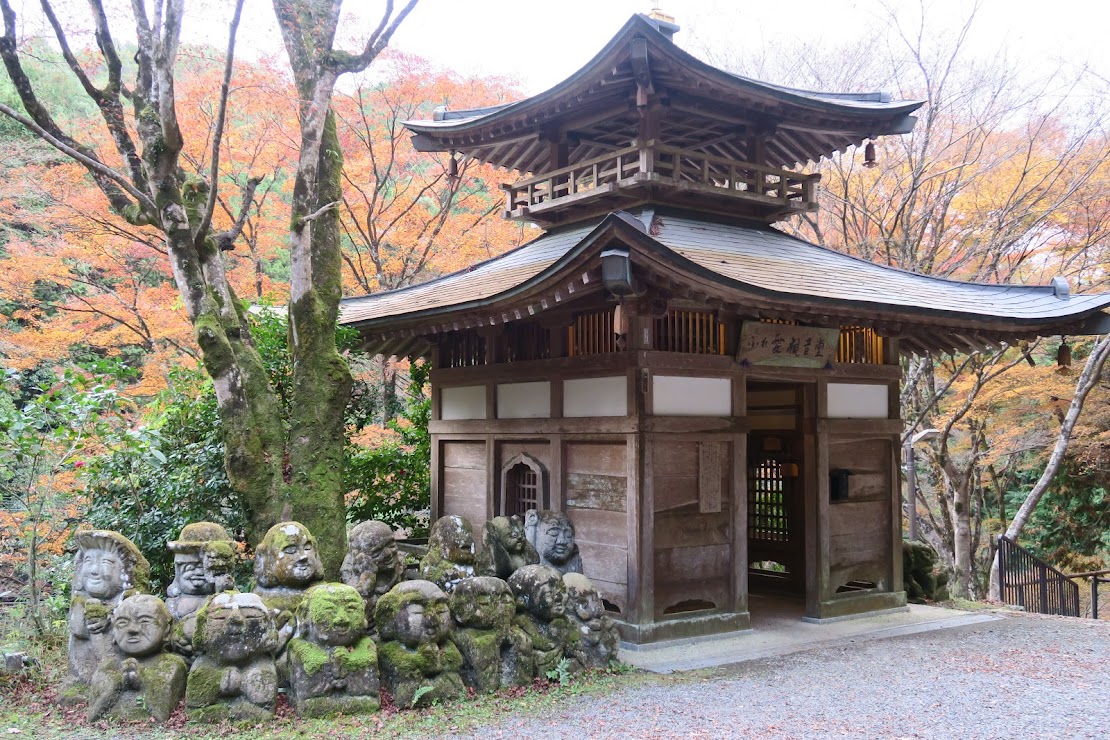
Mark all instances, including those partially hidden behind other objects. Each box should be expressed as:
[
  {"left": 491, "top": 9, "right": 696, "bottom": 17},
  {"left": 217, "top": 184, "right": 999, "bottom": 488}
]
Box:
[
  {"left": 401, "top": 14, "right": 925, "bottom": 139},
  {"left": 339, "top": 210, "right": 1110, "bottom": 335}
]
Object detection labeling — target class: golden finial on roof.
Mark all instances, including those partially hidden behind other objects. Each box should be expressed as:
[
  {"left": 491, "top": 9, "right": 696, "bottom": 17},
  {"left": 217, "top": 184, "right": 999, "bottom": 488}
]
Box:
[{"left": 648, "top": 2, "right": 676, "bottom": 25}]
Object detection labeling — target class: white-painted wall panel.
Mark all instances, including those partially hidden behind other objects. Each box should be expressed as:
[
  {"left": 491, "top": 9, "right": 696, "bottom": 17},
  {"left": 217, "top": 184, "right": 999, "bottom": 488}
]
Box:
[
  {"left": 440, "top": 385, "right": 487, "bottom": 420},
  {"left": 827, "top": 383, "right": 889, "bottom": 419},
  {"left": 653, "top": 375, "right": 731, "bottom": 416},
  {"left": 563, "top": 376, "right": 627, "bottom": 417},
  {"left": 497, "top": 381, "right": 551, "bottom": 418}
]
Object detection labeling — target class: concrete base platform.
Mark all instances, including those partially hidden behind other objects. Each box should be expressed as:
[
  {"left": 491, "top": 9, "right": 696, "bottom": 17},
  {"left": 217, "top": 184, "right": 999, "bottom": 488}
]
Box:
[{"left": 619, "top": 597, "right": 1000, "bottom": 673}]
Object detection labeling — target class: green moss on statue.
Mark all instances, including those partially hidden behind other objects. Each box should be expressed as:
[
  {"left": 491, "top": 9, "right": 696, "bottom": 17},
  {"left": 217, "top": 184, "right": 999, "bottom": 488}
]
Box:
[
  {"left": 419, "top": 515, "right": 477, "bottom": 592},
  {"left": 252, "top": 521, "right": 326, "bottom": 656},
  {"left": 375, "top": 580, "right": 464, "bottom": 708},
  {"left": 286, "top": 583, "right": 380, "bottom": 718},
  {"left": 185, "top": 592, "right": 278, "bottom": 723},
  {"left": 87, "top": 594, "right": 187, "bottom": 722},
  {"left": 562, "top": 573, "right": 618, "bottom": 671},
  {"left": 509, "top": 565, "right": 571, "bottom": 678},
  {"left": 449, "top": 576, "right": 532, "bottom": 692}
]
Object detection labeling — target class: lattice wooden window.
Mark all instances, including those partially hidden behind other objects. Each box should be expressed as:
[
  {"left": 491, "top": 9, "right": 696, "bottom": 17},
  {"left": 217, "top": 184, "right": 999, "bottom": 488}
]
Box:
[
  {"left": 569, "top": 309, "right": 616, "bottom": 356},
  {"left": 749, "top": 456, "right": 790, "bottom": 543},
  {"left": 441, "top": 330, "right": 486, "bottom": 368},
  {"left": 499, "top": 453, "right": 548, "bottom": 516},
  {"left": 654, "top": 309, "right": 725, "bottom": 354},
  {"left": 505, "top": 323, "right": 553, "bottom": 363},
  {"left": 838, "top": 327, "right": 884, "bottom": 364}
]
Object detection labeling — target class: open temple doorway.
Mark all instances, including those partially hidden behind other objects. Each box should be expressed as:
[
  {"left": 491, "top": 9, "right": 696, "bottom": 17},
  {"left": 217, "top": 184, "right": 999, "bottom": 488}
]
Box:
[{"left": 746, "top": 382, "right": 808, "bottom": 601}]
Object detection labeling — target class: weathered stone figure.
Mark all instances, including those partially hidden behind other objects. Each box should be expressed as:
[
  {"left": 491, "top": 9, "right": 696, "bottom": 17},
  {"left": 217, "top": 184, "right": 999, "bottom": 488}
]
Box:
[
  {"left": 419, "top": 515, "right": 477, "bottom": 592},
  {"left": 64, "top": 530, "right": 150, "bottom": 701},
  {"left": 562, "top": 573, "right": 618, "bottom": 671},
  {"left": 166, "top": 522, "right": 235, "bottom": 660},
  {"left": 87, "top": 594, "right": 187, "bottom": 722},
  {"left": 525, "top": 510, "right": 583, "bottom": 575},
  {"left": 286, "top": 583, "right": 380, "bottom": 717},
  {"left": 201, "top": 539, "right": 238, "bottom": 594},
  {"left": 508, "top": 564, "right": 571, "bottom": 678},
  {"left": 477, "top": 515, "right": 539, "bottom": 580},
  {"left": 375, "top": 580, "right": 464, "bottom": 708},
  {"left": 449, "top": 576, "right": 532, "bottom": 692},
  {"left": 252, "top": 521, "right": 325, "bottom": 612},
  {"left": 166, "top": 522, "right": 235, "bottom": 619},
  {"left": 185, "top": 592, "right": 278, "bottom": 723},
  {"left": 340, "top": 520, "right": 404, "bottom": 624}
]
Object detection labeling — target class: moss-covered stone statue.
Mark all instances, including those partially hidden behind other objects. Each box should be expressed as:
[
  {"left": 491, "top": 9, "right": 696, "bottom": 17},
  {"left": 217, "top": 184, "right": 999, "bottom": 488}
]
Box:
[
  {"left": 375, "top": 580, "right": 464, "bottom": 708},
  {"left": 185, "top": 591, "right": 278, "bottom": 723},
  {"left": 63, "top": 530, "right": 150, "bottom": 703},
  {"left": 562, "top": 573, "right": 618, "bottom": 671},
  {"left": 419, "top": 515, "right": 477, "bottom": 592},
  {"left": 508, "top": 564, "right": 571, "bottom": 678},
  {"left": 525, "top": 510, "right": 583, "bottom": 575},
  {"left": 87, "top": 594, "right": 187, "bottom": 722},
  {"left": 286, "top": 583, "right": 380, "bottom": 718},
  {"left": 476, "top": 515, "right": 539, "bottom": 580},
  {"left": 252, "top": 521, "right": 325, "bottom": 612},
  {"left": 252, "top": 521, "right": 324, "bottom": 651},
  {"left": 166, "top": 522, "right": 235, "bottom": 661},
  {"left": 449, "top": 576, "right": 532, "bottom": 692},
  {"left": 340, "top": 520, "right": 404, "bottom": 625}
]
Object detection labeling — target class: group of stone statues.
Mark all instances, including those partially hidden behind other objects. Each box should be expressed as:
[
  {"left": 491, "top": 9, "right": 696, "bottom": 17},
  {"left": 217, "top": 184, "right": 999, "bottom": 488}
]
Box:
[{"left": 63, "top": 510, "right": 618, "bottom": 724}]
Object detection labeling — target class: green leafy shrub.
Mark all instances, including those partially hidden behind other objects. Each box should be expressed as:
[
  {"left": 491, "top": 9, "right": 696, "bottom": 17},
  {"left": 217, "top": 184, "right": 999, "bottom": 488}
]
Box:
[
  {"left": 346, "top": 361, "right": 431, "bottom": 536},
  {"left": 85, "top": 368, "right": 247, "bottom": 590}
]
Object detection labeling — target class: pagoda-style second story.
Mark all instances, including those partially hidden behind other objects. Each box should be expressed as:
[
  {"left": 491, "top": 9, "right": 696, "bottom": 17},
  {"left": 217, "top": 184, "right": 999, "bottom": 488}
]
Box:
[{"left": 404, "top": 13, "right": 924, "bottom": 227}]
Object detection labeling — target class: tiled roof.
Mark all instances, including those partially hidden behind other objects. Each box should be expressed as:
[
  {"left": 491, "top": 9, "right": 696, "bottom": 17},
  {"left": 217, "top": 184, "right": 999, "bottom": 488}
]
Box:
[{"left": 339, "top": 210, "right": 1110, "bottom": 329}]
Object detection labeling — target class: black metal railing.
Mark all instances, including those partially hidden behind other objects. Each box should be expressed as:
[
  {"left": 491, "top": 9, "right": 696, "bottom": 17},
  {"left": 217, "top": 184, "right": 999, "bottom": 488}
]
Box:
[{"left": 997, "top": 535, "right": 1080, "bottom": 617}]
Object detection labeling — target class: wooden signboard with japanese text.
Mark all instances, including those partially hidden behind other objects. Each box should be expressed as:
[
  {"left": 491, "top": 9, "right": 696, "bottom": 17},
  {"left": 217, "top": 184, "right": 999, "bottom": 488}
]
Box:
[{"left": 737, "top": 322, "right": 840, "bottom": 367}]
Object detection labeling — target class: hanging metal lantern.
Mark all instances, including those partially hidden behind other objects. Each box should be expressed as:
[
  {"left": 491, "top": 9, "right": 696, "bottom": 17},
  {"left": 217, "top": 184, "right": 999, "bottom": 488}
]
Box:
[
  {"left": 1057, "top": 337, "right": 1072, "bottom": 368},
  {"left": 863, "top": 140, "right": 877, "bottom": 168}
]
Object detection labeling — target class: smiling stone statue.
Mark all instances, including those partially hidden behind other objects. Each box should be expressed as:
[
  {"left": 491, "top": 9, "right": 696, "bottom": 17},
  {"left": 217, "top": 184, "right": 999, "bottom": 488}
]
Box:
[
  {"left": 375, "top": 580, "right": 464, "bottom": 708},
  {"left": 476, "top": 515, "right": 539, "bottom": 580},
  {"left": 419, "top": 515, "right": 478, "bottom": 592},
  {"left": 508, "top": 564, "right": 571, "bottom": 678},
  {"left": 449, "top": 576, "right": 532, "bottom": 692},
  {"left": 286, "top": 583, "right": 380, "bottom": 717},
  {"left": 64, "top": 530, "right": 150, "bottom": 703},
  {"left": 87, "top": 594, "right": 187, "bottom": 722},
  {"left": 525, "top": 510, "right": 583, "bottom": 575},
  {"left": 185, "top": 591, "right": 278, "bottom": 723},
  {"left": 340, "top": 520, "right": 405, "bottom": 626}
]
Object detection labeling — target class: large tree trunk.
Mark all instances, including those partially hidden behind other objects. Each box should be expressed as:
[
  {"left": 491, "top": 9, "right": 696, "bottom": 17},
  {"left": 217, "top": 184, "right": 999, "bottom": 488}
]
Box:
[{"left": 273, "top": 0, "right": 419, "bottom": 575}]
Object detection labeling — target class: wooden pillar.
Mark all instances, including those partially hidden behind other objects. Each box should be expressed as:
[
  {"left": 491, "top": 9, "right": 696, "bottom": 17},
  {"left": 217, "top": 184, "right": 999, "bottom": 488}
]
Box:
[
  {"left": 730, "top": 371, "right": 748, "bottom": 614},
  {"left": 807, "top": 380, "right": 830, "bottom": 618}
]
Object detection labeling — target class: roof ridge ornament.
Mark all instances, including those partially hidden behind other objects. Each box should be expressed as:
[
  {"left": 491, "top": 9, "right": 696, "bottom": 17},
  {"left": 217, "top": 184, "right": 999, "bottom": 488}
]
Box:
[{"left": 1051, "top": 276, "right": 1070, "bottom": 300}]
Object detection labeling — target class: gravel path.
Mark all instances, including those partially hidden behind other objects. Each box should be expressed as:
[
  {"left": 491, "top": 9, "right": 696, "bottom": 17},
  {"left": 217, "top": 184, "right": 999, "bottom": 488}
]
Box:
[{"left": 463, "top": 612, "right": 1109, "bottom": 739}]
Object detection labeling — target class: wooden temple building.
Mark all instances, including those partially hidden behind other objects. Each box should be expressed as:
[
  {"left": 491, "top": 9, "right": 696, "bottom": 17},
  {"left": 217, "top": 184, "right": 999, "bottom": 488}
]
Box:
[{"left": 340, "top": 13, "right": 1110, "bottom": 643}]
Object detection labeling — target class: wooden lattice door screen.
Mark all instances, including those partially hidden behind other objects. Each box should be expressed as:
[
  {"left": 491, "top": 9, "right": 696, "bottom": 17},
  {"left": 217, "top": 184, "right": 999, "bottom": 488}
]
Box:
[
  {"left": 505, "top": 463, "right": 540, "bottom": 516},
  {"left": 749, "top": 456, "right": 791, "bottom": 544}
]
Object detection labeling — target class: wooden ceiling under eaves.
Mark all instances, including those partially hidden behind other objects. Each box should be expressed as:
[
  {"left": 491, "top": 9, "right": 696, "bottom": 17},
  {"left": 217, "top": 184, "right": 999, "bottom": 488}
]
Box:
[{"left": 405, "top": 14, "right": 924, "bottom": 175}]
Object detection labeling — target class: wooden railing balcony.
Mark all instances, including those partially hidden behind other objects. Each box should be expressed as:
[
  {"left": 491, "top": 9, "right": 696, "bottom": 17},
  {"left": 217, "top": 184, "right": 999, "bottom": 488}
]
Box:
[{"left": 502, "top": 140, "right": 821, "bottom": 224}]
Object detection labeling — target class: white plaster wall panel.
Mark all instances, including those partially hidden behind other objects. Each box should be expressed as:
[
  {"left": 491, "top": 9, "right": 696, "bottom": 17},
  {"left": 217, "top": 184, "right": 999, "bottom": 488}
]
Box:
[
  {"left": 652, "top": 375, "right": 731, "bottom": 416},
  {"left": 827, "top": 383, "right": 889, "bottom": 419},
  {"left": 440, "top": 385, "right": 487, "bottom": 420},
  {"left": 563, "top": 376, "right": 628, "bottom": 417},
  {"left": 497, "top": 381, "right": 551, "bottom": 418}
]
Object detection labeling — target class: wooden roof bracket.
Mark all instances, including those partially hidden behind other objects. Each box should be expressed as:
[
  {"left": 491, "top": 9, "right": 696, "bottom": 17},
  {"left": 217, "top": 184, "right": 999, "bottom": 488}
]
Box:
[{"left": 630, "top": 36, "right": 654, "bottom": 107}]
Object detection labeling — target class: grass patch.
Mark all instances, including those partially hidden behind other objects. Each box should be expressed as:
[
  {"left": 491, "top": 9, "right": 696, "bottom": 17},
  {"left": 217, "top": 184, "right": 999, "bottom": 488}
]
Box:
[{"left": 0, "top": 641, "right": 655, "bottom": 739}]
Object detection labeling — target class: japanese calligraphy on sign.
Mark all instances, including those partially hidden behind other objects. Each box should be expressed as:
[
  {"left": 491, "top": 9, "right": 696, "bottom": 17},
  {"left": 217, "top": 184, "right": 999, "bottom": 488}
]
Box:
[{"left": 737, "top": 322, "right": 841, "bottom": 367}]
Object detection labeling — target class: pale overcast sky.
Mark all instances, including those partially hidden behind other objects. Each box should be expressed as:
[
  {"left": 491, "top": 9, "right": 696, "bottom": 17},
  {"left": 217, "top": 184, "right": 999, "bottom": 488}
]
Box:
[{"left": 10, "top": 1, "right": 1110, "bottom": 94}]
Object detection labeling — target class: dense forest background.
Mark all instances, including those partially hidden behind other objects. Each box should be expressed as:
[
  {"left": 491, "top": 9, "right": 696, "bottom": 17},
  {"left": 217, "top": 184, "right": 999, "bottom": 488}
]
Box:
[{"left": 1, "top": 1, "right": 1108, "bottom": 641}]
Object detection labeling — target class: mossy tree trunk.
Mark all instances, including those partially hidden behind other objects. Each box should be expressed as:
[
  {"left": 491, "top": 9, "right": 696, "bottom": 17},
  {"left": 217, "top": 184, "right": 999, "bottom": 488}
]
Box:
[
  {"left": 273, "top": 0, "right": 419, "bottom": 575},
  {"left": 0, "top": 0, "right": 416, "bottom": 572}
]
